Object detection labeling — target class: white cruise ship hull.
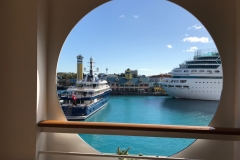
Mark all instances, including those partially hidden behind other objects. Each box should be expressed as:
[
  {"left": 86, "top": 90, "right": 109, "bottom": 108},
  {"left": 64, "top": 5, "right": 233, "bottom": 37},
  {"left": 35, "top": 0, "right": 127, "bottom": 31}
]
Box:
[{"left": 161, "top": 79, "right": 222, "bottom": 101}]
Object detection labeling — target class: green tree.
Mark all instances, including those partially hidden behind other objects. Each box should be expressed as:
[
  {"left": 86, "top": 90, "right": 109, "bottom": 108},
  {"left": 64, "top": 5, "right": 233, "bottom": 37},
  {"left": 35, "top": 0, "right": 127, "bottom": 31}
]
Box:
[{"left": 57, "top": 72, "right": 77, "bottom": 79}]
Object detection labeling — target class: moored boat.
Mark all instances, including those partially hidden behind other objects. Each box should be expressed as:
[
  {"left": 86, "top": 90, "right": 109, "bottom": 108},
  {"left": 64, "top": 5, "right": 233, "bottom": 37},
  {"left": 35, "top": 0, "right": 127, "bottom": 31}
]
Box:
[
  {"left": 159, "top": 49, "right": 222, "bottom": 100},
  {"left": 59, "top": 55, "right": 111, "bottom": 120}
]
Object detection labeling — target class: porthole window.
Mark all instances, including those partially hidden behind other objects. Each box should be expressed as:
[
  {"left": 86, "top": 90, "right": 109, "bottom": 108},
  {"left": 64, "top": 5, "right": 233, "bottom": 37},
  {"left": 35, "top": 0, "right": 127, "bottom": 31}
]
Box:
[{"left": 56, "top": 0, "right": 222, "bottom": 158}]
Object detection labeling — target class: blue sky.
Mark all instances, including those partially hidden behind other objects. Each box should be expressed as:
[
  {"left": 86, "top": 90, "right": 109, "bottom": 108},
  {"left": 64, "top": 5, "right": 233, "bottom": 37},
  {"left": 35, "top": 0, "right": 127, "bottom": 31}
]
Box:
[{"left": 57, "top": 0, "right": 216, "bottom": 76}]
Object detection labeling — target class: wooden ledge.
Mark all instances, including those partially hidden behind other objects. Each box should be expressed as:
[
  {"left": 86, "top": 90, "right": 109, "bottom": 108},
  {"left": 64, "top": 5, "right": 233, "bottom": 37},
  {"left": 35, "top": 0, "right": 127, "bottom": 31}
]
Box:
[{"left": 38, "top": 120, "right": 240, "bottom": 136}]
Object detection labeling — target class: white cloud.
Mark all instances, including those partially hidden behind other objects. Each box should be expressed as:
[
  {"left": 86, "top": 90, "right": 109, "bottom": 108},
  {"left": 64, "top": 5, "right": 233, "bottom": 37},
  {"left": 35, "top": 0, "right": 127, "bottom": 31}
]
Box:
[
  {"left": 185, "top": 34, "right": 189, "bottom": 36},
  {"left": 193, "top": 24, "right": 204, "bottom": 29},
  {"left": 187, "top": 24, "right": 205, "bottom": 30},
  {"left": 167, "top": 45, "right": 173, "bottom": 48},
  {"left": 183, "top": 36, "right": 211, "bottom": 43},
  {"left": 139, "top": 69, "right": 153, "bottom": 71},
  {"left": 119, "top": 15, "right": 125, "bottom": 18},
  {"left": 133, "top": 15, "right": 138, "bottom": 18},
  {"left": 186, "top": 46, "right": 198, "bottom": 52}
]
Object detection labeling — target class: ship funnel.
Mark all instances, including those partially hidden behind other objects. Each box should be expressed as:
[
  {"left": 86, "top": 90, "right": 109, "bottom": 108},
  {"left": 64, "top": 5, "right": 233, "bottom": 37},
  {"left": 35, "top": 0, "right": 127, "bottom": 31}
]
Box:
[{"left": 77, "top": 54, "right": 84, "bottom": 81}]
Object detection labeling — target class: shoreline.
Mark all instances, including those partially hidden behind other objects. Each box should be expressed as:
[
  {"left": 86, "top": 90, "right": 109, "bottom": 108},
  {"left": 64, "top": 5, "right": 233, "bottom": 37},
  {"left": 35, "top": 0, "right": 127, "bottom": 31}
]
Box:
[{"left": 110, "top": 92, "right": 168, "bottom": 96}]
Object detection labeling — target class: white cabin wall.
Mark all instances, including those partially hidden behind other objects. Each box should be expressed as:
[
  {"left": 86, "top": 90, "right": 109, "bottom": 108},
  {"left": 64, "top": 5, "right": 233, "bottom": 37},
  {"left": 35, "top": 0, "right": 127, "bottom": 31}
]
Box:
[
  {"left": 234, "top": 0, "right": 240, "bottom": 159},
  {"left": 37, "top": 0, "right": 49, "bottom": 159},
  {"left": 0, "top": 1, "right": 38, "bottom": 159}
]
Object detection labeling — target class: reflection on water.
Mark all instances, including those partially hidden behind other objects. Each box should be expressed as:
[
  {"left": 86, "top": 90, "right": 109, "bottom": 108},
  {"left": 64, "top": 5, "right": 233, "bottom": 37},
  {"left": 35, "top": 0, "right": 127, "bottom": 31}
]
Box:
[
  {"left": 84, "top": 103, "right": 113, "bottom": 122},
  {"left": 160, "top": 98, "right": 219, "bottom": 126},
  {"left": 79, "top": 96, "right": 219, "bottom": 156},
  {"left": 86, "top": 96, "right": 218, "bottom": 126},
  {"left": 161, "top": 98, "right": 219, "bottom": 115}
]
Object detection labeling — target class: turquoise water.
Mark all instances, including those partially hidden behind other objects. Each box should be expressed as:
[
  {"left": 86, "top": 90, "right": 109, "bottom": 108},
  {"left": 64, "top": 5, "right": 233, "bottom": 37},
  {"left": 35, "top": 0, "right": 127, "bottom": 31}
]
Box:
[{"left": 76, "top": 95, "right": 218, "bottom": 156}]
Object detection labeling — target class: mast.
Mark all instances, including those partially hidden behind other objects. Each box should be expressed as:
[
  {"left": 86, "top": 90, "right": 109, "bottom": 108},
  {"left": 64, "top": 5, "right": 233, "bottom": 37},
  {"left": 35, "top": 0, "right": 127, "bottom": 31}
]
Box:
[{"left": 90, "top": 57, "right": 93, "bottom": 76}]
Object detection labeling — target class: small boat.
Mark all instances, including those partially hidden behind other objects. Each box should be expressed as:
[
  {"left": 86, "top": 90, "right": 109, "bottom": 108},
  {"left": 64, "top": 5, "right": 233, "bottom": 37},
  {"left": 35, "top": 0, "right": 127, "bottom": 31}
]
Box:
[{"left": 59, "top": 57, "right": 111, "bottom": 120}]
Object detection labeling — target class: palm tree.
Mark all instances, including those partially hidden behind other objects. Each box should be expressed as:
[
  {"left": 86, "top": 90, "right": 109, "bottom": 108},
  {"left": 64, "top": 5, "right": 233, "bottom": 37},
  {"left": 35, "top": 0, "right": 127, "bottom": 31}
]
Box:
[{"left": 116, "top": 147, "right": 131, "bottom": 160}]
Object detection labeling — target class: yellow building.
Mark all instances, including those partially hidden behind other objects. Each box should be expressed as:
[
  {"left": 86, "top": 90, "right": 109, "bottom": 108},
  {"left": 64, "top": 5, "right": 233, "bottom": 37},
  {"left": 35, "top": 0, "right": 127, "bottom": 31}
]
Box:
[
  {"left": 125, "top": 68, "right": 132, "bottom": 80},
  {"left": 153, "top": 82, "right": 165, "bottom": 93}
]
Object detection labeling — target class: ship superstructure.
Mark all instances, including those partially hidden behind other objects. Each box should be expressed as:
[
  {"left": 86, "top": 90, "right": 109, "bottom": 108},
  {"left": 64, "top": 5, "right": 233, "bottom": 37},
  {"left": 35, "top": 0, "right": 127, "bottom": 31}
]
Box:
[
  {"left": 59, "top": 55, "right": 111, "bottom": 120},
  {"left": 159, "top": 49, "right": 222, "bottom": 100}
]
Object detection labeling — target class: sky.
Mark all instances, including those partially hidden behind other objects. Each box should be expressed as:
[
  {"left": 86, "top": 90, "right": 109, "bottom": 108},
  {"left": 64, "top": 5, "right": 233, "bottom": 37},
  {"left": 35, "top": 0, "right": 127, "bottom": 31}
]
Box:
[{"left": 57, "top": 0, "right": 216, "bottom": 76}]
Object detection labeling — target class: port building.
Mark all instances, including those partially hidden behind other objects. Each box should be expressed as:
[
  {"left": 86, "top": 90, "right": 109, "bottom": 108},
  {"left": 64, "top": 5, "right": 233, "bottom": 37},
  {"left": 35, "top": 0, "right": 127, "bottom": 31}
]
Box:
[{"left": 106, "top": 68, "right": 149, "bottom": 92}]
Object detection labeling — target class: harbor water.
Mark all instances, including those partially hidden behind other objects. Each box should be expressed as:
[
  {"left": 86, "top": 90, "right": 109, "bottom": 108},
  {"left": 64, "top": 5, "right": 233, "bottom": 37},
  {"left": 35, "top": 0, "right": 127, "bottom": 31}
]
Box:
[{"left": 77, "top": 95, "right": 219, "bottom": 156}]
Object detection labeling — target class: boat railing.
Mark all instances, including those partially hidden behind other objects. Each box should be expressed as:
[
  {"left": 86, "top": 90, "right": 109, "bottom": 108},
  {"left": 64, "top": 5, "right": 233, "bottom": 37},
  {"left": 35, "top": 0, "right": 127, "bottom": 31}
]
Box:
[
  {"left": 81, "top": 86, "right": 107, "bottom": 90},
  {"left": 39, "top": 120, "right": 240, "bottom": 140},
  {"left": 61, "top": 88, "right": 110, "bottom": 99},
  {"left": 78, "top": 89, "right": 109, "bottom": 98},
  {"left": 38, "top": 120, "right": 240, "bottom": 160},
  {"left": 77, "top": 98, "right": 102, "bottom": 107},
  {"left": 170, "top": 69, "right": 221, "bottom": 74},
  {"left": 195, "top": 57, "right": 221, "bottom": 60},
  {"left": 78, "top": 94, "right": 93, "bottom": 98},
  {"left": 76, "top": 103, "right": 87, "bottom": 107}
]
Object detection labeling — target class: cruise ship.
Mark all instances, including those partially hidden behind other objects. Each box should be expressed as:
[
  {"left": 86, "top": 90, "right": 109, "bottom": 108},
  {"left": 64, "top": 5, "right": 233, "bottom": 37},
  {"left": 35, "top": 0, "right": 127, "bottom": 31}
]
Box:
[
  {"left": 59, "top": 55, "right": 111, "bottom": 120},
  {"left": 160, "top": 49, "right": 222, "bottom": 100}
]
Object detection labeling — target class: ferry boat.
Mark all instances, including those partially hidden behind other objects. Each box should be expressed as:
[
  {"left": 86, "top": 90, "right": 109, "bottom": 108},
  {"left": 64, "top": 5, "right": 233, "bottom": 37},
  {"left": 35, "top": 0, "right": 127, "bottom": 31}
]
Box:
[
  {"left": 59, "top": 56, "right": 111, "bottom": 120},
  {"left": 159, "top": 49, "right": 222, "bottom": 100}
]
